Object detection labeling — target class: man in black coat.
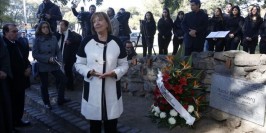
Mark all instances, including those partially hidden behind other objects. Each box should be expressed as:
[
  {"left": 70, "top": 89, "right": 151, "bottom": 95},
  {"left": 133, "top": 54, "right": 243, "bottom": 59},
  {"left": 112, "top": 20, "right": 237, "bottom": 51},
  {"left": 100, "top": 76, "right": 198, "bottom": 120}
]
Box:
[
  {"left": 36, "top": 0, "right": 62, "bottom": 33},
  {"left": 181, "top": 0, "right": 208, "bottom": 56},
  {"left": 0, "top": 36, "right": 13, "bottom": 133},
  {"left": 56, "top": 20, "right": 82, "bottom": 90},
  {"left": 116, "top": 8, "right": 131, "bottom": 43},
  {"left": 18, "top": 31, "right": 30, "bottom": 50},
  {"left": 3, "top": 23, "right": 31, "bottom": 128},
  {"left": 71, "top": 4, "right": 96, "bottom": 38}
]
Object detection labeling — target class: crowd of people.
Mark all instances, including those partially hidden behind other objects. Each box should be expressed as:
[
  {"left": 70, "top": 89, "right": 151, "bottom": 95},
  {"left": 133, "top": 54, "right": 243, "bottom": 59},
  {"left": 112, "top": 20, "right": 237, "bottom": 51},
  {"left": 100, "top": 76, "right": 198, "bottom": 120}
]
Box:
[{"left": 1, "top": 0, "right": 266, "bottom": 132}]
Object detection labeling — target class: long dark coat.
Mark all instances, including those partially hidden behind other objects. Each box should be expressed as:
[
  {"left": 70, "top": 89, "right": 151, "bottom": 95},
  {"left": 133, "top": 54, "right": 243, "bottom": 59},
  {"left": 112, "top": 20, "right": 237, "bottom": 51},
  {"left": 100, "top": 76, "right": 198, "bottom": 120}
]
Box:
[
  {"left": 0, "top": 37, "right": 13, "bottom": 133},
  {"left": 182, "top": 10, "right": 208, "bottom": 56}
]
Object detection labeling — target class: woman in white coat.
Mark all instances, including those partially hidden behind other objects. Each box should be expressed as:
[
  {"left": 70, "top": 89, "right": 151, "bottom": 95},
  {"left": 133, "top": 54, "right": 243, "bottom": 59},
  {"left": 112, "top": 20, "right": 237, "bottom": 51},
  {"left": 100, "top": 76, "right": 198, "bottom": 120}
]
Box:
[{"left": 75, "top": 12, "right": 128, "bottom": 133}]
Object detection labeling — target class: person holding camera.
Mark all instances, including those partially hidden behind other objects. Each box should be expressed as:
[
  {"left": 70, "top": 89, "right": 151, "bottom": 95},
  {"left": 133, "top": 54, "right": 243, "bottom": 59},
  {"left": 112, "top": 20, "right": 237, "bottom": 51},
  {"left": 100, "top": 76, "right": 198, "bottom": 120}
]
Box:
[
  {"left": 141, "top": 11, "right": 156, "bottom": 57},
  {"left": 116, "top": 8, "right": 131, "bottom": 44},
  {"left": 32, "top": 21, "right": 70, "bottom": 110},
  {"left": 36, "top": 0, "right": 62, "bottom": 33},
  {"left": 72, "top": 4, "right": 96, "bottom": 38}
]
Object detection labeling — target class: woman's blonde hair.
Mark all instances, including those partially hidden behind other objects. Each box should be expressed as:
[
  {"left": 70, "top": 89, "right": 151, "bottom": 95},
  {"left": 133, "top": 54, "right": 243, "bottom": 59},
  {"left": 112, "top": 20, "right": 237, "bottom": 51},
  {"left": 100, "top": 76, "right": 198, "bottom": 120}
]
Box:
[{"left": 90, "top": 12, "right": 112, "bottom": 35}]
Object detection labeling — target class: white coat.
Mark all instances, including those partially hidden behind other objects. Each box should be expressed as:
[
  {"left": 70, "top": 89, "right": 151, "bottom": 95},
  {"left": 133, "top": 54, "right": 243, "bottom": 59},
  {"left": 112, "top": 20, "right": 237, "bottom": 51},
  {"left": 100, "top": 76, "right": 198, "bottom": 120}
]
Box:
[{"left": 75, "top": 35, "right": 128, "bottom": 120}]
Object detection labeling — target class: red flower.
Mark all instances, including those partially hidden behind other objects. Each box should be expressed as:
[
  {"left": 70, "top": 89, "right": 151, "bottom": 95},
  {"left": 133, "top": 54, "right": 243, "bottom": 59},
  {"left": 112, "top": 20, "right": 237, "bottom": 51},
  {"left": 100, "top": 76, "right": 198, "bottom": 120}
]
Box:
[
  {"left": 179, "top": 77, "right": 187, "bottom": 86},
  {"left": 163, "top": 81, "right": 172, "bottom": 91},
  {"left": 162, "top": 73, "right": 170, "bottom": 82},
  {"left": 160, "top": 98, "right": 168, "bottom": 104},
  {"left": 172, "top": 85, "right": 183, "bottom": 94}
]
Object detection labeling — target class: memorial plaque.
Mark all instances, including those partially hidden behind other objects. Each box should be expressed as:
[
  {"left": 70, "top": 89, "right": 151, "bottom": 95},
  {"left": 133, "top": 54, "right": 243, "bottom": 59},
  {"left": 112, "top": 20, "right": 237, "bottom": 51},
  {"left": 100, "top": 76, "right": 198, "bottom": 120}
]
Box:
[{"left": 210, "top": 73, "right": 266, "bottom": 126}]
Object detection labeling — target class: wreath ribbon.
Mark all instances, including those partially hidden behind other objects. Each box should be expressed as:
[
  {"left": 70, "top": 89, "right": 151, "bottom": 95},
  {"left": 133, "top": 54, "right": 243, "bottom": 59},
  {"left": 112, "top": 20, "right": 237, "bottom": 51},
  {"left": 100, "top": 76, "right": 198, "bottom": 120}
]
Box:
[{"left": 156, "top": 71, "right": 195, "bottom": 125}]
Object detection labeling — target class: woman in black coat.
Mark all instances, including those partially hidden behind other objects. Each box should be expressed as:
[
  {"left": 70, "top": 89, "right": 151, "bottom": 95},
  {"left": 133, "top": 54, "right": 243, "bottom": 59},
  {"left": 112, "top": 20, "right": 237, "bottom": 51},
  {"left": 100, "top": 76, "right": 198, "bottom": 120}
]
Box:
[
  {"left": 242, "top": 5, "right": 263, "bottom": 54},
  {"left": 225, "top": 6, "right": 244, "bottom": 51},
  {"left": 172, "top": 11, "right": 184, "bottom": 55},
  {"left": 157, "top": 8, "right": 173, "bottom": 55},
  {"left": 259, "top": 13, "right": 266, "bottom": 54},
  {"left": 207, "top": 8, "right": 226, "bottom": 52},
  {"left": 141, "top": 11, "right": 156, "bottom": 57}
]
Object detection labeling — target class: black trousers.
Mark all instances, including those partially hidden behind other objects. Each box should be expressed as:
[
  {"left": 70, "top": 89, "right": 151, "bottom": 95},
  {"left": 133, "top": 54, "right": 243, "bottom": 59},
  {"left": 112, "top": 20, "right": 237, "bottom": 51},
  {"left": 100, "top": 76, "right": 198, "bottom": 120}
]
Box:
[
  {"left": 142, "top": 36, "right": 154, "bottom": 57},
  {"left": 259, "top": 37, "right": 266, "bottom": 54},
  {"left": 172, "top": 36, "right": 183, "bottom": 55},
  {"left": 207, "top": 38, "right": 225, "bottom": 52},
  {"left": 242, "top": 38, "right": 258, "bottom": 54},
  {"left": 64, "top": 61, "right": 74, "bottom": 90},
  {"left": 90, "top": 119, "right": 118, "bottom": 133},
  {"left": 158, "top": 34, "right": 172, "bottom": 55},
  {"left": 225, "top": 36, "right": 241, "bottom": 51},
  {"left": 8, "top": 79, "right": 26, "bottom": 126},
  {"left": 39, "top": 70, "right": 67, "bottom": 105}
]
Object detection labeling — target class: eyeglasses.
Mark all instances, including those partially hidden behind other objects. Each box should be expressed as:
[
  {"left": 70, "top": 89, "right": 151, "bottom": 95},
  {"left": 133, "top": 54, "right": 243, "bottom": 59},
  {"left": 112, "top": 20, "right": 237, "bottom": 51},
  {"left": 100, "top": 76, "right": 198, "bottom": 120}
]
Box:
[{"left": 11, "top": 30, "right": 18, "bottom": 33}]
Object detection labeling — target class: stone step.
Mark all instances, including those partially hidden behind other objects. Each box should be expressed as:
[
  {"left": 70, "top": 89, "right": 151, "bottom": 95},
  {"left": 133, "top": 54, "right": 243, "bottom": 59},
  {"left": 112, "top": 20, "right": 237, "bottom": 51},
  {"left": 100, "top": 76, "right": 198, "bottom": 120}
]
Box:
[
  {"left": 24, "top": 106, "right": 72, "bottom": 133},
  {"left": 25, "top": 86, "right": 141, "bottom": 133},
  {"left": 25, "top": 89, "right": 90, "bottom": 133}
]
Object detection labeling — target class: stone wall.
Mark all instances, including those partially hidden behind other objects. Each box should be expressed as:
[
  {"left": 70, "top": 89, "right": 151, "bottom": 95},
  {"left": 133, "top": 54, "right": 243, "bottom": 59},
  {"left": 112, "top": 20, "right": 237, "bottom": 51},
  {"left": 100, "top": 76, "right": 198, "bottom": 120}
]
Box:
[{"left": 123, "top": 50, "right": 266, "bottom": 96}]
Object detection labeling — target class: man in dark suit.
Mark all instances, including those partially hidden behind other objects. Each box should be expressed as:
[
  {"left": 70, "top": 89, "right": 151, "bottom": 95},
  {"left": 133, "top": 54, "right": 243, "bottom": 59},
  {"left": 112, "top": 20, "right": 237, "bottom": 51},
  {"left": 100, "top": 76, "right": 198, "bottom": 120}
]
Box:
[
  {"left": 18, "top": 31, "right": 30, "bottom": 50},
  {"left": 2, "top": 23, "right": 31, "bottom": 128},
  {"left": 0, "top": 36, "right": 13, "bottom": 133},
  {"left": 36, "top": 0, "right": 62, "bottom": 33},
  {"left": 56, "top": 20, "right": 82, "bottom": 90},
  {"left": 71, "top": 4, "right": 96, "bottom": 38},
  {"left": 181, "top": 0, "right": 208, "bottom": 56}
]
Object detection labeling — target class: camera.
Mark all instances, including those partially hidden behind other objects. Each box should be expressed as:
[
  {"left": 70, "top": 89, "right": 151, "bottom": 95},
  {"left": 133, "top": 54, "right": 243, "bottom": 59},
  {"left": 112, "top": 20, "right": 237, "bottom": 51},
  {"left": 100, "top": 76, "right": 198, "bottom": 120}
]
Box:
[{"left": 77, "top": 12, "right": 90, "bottom": 23}]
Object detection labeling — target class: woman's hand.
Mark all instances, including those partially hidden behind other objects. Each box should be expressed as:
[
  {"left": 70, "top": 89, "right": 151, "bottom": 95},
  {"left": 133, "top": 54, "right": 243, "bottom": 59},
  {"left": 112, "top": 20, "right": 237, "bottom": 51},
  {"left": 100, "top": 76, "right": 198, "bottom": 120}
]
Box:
[
  {"left": 49, "top": 57, "right": 55, "bottom": 64},
  {"left": 24, "top": 67, "right": 31, "bottom": 77},
  {"left": 99, "top": 71, "right": 116, "bottom": 79},
  {"left": 90, "top": 69, "right": 102, "bottom": 77},
  {"left": 0, "top": 71, "right": 7, "bottom": 79}
]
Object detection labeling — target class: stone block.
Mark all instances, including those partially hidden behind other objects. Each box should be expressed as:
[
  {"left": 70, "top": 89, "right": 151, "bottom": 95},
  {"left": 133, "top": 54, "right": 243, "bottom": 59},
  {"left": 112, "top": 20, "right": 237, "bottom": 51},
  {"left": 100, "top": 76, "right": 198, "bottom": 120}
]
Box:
[
  {"left": 231, "top": 66, "right": 248, "bottom": 76},
  {"left": 223, "top": 50, "right": 246, "bottom": 58},
  {"left": 243, "top": 66, "right": 258, "bottom": 72},
  {"left": 210, "top": 108, "right": 229, "bottom": 121},
  {"left": 214, "top": 65, "right": 231, "bottom": 75},
  {"left": 214, "top": 52, "right": 226, "bottom": 61},
  {"left": 127, "top": 82, "right": 143, "bottom": 92},
  {"left": 234, "top": 53, "right": 261, "bottom": 66},
  {"left": 226, "top": 116, "right": 242, "bottom": 129}
]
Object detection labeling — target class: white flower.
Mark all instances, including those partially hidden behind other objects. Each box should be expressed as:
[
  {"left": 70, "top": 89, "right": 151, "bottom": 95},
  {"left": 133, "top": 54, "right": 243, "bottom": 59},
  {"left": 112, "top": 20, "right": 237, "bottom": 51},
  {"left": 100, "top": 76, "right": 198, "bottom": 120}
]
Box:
[
  {"left": 188, "top": 105, "right": 194, "bottom": 113},
  {"left": 154, "top": 112, "right": 159, "bottom": 117},
  {"left": 169, "top": 109, "right": 178, "bottom": 117},
  {"left": 159, "top": 112, "right": 166, "bottom": 118},
  {"left": 168, "top": 117, "right": 176, "bottom": 125},
  {"left": 151, "top": 108, "right": 155, "bottom": 113},
  {"left": 154, "top": 106, "right": 160, "bottom": 113}
]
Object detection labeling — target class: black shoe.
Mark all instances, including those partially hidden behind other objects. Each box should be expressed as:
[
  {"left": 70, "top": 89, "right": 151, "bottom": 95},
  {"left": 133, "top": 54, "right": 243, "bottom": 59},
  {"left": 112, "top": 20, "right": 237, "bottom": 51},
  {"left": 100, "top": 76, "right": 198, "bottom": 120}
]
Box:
[
  {"left": 15, "top": 120, "right": 31, "bottom": 127},
  {"left": 58, "top": 98, "right": 71, "bottom": 105},
  {"left": 44, "top": 104, "right": 52, "bottom": 110}
]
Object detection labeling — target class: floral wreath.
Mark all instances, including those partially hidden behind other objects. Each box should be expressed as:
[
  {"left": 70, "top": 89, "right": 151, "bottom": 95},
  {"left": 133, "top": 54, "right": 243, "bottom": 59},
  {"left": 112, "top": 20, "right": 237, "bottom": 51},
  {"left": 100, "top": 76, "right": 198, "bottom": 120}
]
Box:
[{"left": 149, "top": 52, "right": 208, "bottom": 129}]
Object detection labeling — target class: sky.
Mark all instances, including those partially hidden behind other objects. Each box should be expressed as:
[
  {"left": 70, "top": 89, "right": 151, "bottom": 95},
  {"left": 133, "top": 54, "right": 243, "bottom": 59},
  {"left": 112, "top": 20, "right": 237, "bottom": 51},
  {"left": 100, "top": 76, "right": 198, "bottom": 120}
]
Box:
[{"left": 75, "top": 0, "right": 144, "bottom": 11}]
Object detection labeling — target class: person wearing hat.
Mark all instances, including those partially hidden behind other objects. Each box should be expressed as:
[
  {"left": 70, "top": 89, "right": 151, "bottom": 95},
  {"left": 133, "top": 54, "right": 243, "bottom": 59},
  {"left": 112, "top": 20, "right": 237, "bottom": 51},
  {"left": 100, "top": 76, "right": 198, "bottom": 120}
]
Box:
[{"left": 181, "top": 0, "right": 208, "bottom": 56}]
